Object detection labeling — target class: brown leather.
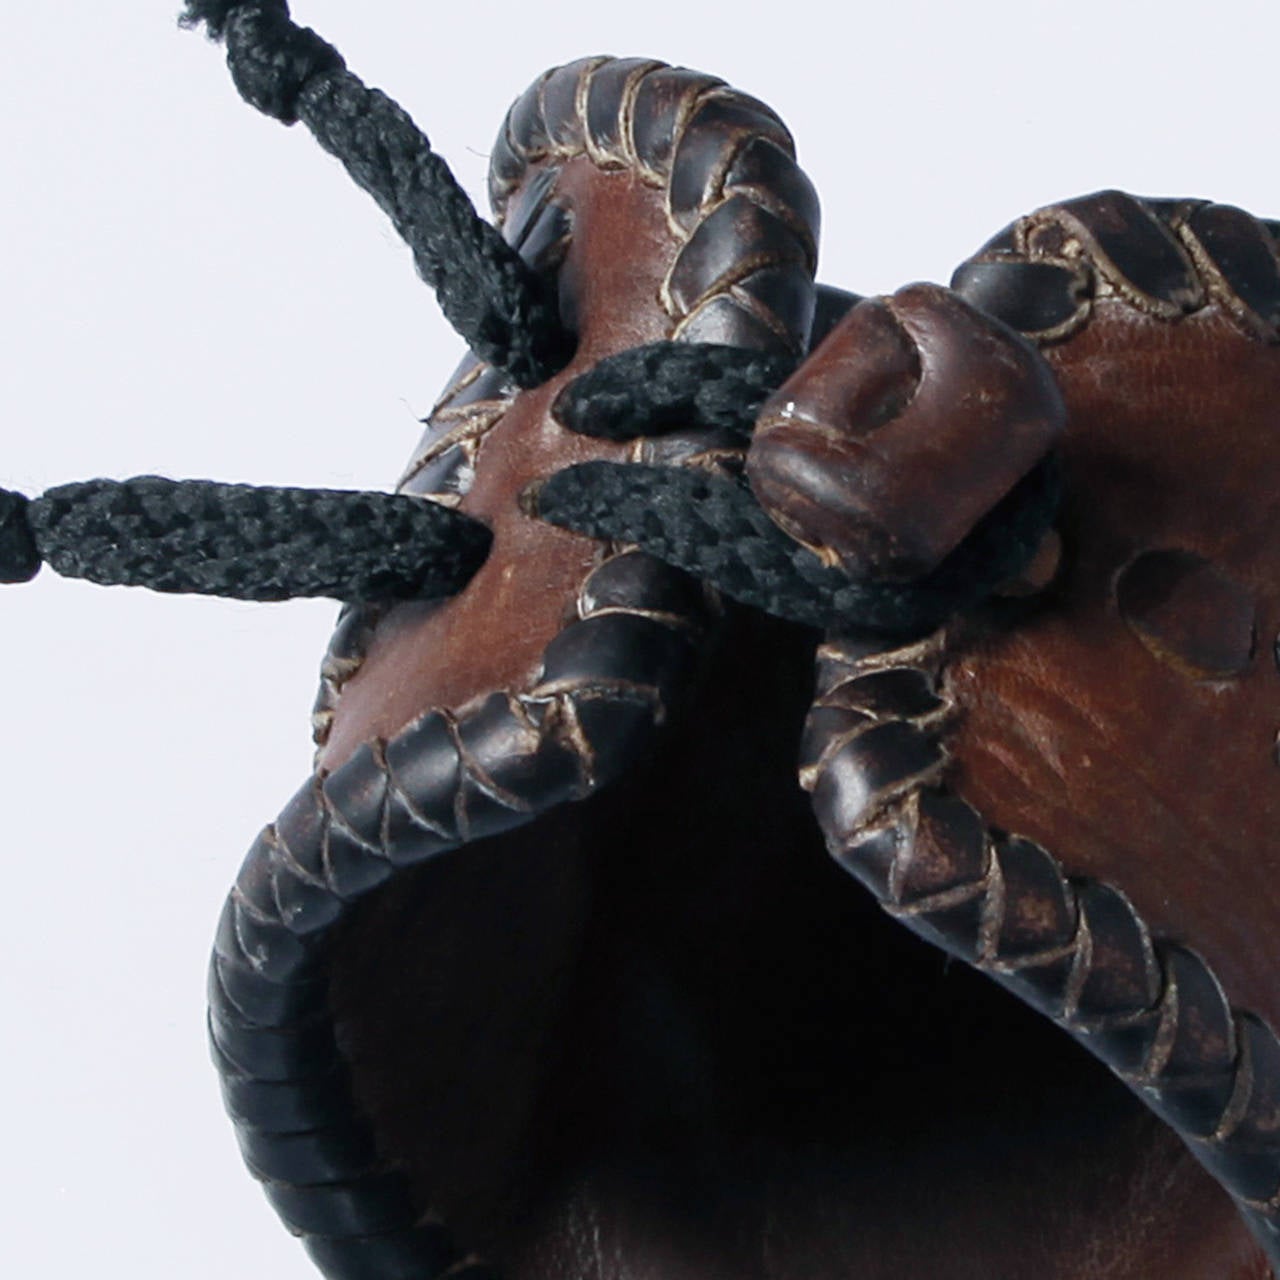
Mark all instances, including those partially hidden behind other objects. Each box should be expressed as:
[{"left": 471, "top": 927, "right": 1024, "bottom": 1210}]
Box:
[
  {"left": 328, "top": 610, "right": 1268, "bottom": 1280},
  {"left": 945, "top": 299, "right": 1280, "bottom": 1038},
  {"left": 784, "top": 196, "right": 1280, "bottom": 1275}
]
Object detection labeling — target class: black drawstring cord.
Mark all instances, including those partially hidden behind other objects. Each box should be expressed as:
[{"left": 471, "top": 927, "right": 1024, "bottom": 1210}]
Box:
[
  {"left": 2, "top": 340, "right": 1061, "bottom": 631},
  {"left": 551, "top": 343, "right": 797, "bottom": 441},
  {"left": 179, "top": 1, "right": 572, "bottom": 388},
  {"left": 0, "top": 478, "right": 489, "bottom": 602},
  {"left": 534, "top": 453, "right": 1062, "bottom": 636},
  {"left": 157, "top": 10, "right": 1063, "bottom": 630}
]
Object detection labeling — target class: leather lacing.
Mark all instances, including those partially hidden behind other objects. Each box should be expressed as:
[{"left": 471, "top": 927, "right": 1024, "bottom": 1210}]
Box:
[{"left": 0, "top": 1, "right": 1058, "bottom": 629}]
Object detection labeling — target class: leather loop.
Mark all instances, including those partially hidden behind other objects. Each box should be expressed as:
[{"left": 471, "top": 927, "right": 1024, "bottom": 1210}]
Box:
[{"left": 748, "top": 282, "right": 1065, "bottom": 580}]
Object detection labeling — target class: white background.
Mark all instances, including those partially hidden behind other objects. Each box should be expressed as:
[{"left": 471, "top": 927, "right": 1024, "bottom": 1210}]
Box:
[{"left": 2, "top": 1, "right": 1277, "bottom": 1275}]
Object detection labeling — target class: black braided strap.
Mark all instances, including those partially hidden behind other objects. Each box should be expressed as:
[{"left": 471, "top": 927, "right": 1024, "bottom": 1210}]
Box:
[
  {"left": 552, "top": 342, "right": 796, "bottom": 441},
  {"left": 537, "top": 456, "right": 1060, "bottom": 635},
  {"left": 26, "top": 478, "right": 490, "bottom": 602},
  {"left": 179, "top": 2, "right": 569, "bottom": 386}
]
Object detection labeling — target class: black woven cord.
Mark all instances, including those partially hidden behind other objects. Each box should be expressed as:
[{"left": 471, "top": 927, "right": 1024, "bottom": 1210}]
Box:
[
  {"left": 180, "top": 2, "right": 570, "bottom": 387},
  {"left": 23, "top": 477, "right": 490, "bottom": 602},
  {"left": 0, "top": 488, "right": 41, "bottom": 583},
  {"left": 536, "top": 456, "right": 1061, "bottom": 635},
  {"left": 552, "top": 343, "right": 796, "bottom": 441},
  {"left": 181, "top": 1, "right": 341, "bottom": 122}
]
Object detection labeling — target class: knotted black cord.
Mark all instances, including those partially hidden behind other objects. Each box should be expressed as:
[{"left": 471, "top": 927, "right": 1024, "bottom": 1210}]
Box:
[
  {"left": 0, "top": 489, "right": 39, "bottom": 584},
  {"left": 552, "top": 343, "right": 797, "bottom": 441},
  {"left": 179, "top": 1, "right": 571, "bottom": 387},
  {"left": 544, "top": 343, "right": 1064, "bottom": 633},
  {"left": 535, "top": 453, "right": 1062, "bottom": 636},
  {"left": 0, "top": 478, "right": 489, "bottom": 602},
  {"left": 1, "top": 335, "right": 1060, "bottom": 632}
]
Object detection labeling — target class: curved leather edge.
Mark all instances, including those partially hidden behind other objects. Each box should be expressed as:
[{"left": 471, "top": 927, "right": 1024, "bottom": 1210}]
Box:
[
  {"left": 209, "top": 55, "right": 820, "bottom": 1280},
  {"left": 807, "top": 191, "right": 1280, "bottom": 1273}
]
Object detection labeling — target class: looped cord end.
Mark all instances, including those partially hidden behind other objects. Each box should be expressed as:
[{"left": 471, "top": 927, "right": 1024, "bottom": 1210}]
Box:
[
  {"left": 180, "top": 2, "right": 345, "bottom": 126},
  {"left": 179, "top": 1, "right": 278, "bottom": 40},
  {"left": 0, "top": 488, "right": 41, "bottom": 584},
  {"left": 179, "top": 1, "right": 567, "bottom": 385}
]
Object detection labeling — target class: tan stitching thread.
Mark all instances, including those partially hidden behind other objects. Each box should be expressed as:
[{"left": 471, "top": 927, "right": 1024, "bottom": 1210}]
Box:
[
  {"left": 804, "top": 621, "right": 1280, "bottom": 1244},
  {"left": 987, "top": 194, "right": 1280, "bottom": 345},
  {"left": 319, "top": 57, "right": 819, "bottom": 735}
]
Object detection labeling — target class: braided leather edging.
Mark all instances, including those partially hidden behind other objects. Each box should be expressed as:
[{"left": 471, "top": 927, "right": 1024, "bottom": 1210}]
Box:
[
  {"left": 803, "top": 627, "right": 1280, "bottom": 1269},
  {"left": 215, "top": 57, "right": 819, "bottom": 1279},
  {"left": 951, "top": 190, "right": 1280, "bottom": 345},
  {"left": 805, "top": 196, "right": 1280, "bottom": 1269},
  {"left": 490, "top": 55, "right": 818, "bottom": 353},
  {"left": 212, "top": 546, "right": 711, "bottom": 1278},
  {"left": 312, "top": 56, "right": 821, "bottom": 757}
]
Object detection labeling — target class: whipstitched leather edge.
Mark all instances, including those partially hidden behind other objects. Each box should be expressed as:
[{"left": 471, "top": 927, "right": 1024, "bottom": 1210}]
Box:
[
  {"left": 808, "top": 201, "right": 1280, "bottom": 1268},
  {"left": 212, "top": 57, "right": 819, "bottom": 1280},
  {"left": 805, "top": 625, "right": 1280, "bottom": 1268},
  {"left": 951, "top": 190, "right": 1280, "bottom": 345},
  {"left": 310, "top": 54, "right": 819, "bottom": 752}
]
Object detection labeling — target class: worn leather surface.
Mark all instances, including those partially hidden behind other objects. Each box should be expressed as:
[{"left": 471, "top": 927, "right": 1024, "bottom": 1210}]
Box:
[
  {"left": 945, "top": 301, "right": 1280, "bottom": 1040},
  {"left": 295, "top": 74, "right": 1275, "bottom": 1280},
  {"left": 319, "top": 155, "right": 661, "bottom": 766},
  {"left": 749, "top": 284, "right": 1065, "bottom": 580},
  {"left": 785, "top": 197, "right": 1280, "bottom": 1273},
  {"left": 330, "top": 609, "right": 1264, "bottom": 1279}
]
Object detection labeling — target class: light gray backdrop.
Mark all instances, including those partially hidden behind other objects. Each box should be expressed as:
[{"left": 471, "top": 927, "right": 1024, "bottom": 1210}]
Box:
[{"left": 2, "top": 1, "right": 1276, "bottom": 1275}]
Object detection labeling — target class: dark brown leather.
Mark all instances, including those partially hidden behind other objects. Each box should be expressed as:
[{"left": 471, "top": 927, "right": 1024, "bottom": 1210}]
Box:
[
  {"left": 319, "top": 155, "right": 659, "bottom": 765},
  {"left": 947, "top": 301, "right": 1280, "bottom": 1034},
  {"left": 945, "top": 196, "right": 1280, "bottom": 1047},
  {"left": 332, "top": 611, "right": 1268, "bottom": 1280},
  {"left": 793, "top": 194, "right": 1280, "bottom": 1275},
  {"left": 748, "top": 283, "right": 1065, "bottom": 581}
]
